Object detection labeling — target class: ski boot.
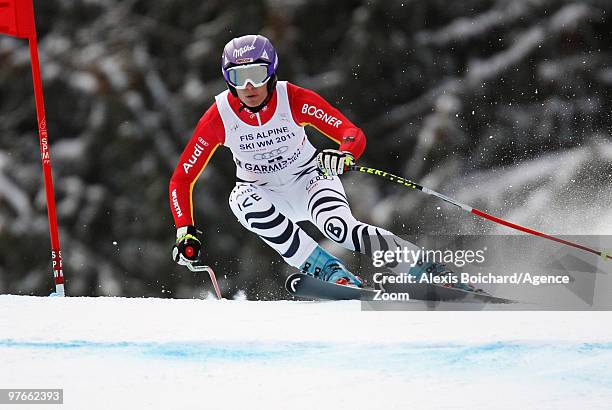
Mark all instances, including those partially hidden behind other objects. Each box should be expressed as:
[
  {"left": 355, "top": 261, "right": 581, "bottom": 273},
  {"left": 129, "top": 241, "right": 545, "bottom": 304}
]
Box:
[
  {"left": 300, "top": 246, "right": 362, "bottom": 287},
  {"left": 408, "top": 259, "right": 485, "bottom": 294}
]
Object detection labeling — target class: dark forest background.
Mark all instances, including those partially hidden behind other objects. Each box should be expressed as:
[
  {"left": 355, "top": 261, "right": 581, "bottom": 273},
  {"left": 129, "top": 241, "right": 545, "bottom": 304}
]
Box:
[{"left": 1, "top": 0, "right": 611, "bottom": 298}]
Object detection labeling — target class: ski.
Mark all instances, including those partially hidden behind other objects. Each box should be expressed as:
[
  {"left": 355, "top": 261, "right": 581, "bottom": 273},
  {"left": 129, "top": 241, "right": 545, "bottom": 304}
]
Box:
[
  {"left": 285, "top": 273, "right": 377, "bottom": 301},
  {"left": 285, "top": 273, "right": 516, "bottom": 303}
]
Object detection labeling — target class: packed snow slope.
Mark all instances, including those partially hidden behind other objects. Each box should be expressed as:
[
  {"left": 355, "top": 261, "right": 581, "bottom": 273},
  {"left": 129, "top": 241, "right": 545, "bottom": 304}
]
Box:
[{"left": 1, "top": 296, "right": 611, "bottom": 410}]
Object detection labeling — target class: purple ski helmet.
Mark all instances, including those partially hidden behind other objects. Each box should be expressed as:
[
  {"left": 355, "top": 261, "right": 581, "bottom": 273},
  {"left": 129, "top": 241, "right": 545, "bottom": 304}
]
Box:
[{"left": 221, "top": 35, "right": 278, "bottom": 96}]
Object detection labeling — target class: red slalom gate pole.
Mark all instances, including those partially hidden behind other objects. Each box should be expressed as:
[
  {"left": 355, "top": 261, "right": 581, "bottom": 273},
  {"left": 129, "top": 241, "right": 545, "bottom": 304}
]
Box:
[
  {"left": 1, "top": 0, "right": 65, "bottom": 295},
  {"left": 28, "top": 34, "right": 65, "bottom": 296},
  {"left": 351, "top": 165, "right": 611, "bottom": 262}
]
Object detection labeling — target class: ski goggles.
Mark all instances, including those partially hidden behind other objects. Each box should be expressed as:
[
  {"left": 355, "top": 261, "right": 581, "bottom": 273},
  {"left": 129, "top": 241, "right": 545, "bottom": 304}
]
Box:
[{"left": 226, "top": 63, "right": 271, "bottom": 89}]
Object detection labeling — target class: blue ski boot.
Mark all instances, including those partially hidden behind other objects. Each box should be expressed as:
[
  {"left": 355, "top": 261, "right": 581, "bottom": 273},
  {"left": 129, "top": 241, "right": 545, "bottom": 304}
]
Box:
[
  {"left": 407, "top": 259, "right": 484, "bottom": 293},
  {"left": 300, "top": 246, "right": 362, "bottom": 287}
]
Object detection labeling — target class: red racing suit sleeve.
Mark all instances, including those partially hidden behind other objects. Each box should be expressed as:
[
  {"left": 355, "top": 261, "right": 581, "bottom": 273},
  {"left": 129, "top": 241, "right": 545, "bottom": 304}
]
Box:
[
  {"left": 169, "top": 103, "right": 225, "bottom": 228},
  {"left": 287, "top": 82, "right": 366, "bottom": 159}
]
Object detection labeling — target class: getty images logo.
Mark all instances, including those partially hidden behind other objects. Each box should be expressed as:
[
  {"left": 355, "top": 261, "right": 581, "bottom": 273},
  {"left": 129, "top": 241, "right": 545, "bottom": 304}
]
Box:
[{"left": 233, "top": 45, "right": 255, "bottom": 58}]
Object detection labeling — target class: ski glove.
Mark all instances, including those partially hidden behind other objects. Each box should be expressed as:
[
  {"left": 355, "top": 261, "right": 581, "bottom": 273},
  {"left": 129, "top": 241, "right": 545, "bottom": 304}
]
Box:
[
  {"left": 172, "top": 225, "right": 202, "bottom": 265},
  {"left": 316, "top": 149, "right": 354, "bottom": 176}
]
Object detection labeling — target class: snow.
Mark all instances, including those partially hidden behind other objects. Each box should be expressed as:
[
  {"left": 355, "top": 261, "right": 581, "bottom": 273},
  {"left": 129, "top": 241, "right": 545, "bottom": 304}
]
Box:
[
  {"left": 1, "top": 295, "right": 611, "bottom": 409},
  {"left": 448, "top": 143, "right": 612, "bottom": 235},
  {"left": 416, "top": 1, "right": 545, "bottom": 47}
]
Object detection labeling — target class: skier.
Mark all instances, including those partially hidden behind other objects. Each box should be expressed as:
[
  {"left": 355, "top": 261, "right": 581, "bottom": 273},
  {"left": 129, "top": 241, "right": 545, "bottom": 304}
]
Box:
[{"left": 169, "top": 34, "right": 475, "bottom": 290}]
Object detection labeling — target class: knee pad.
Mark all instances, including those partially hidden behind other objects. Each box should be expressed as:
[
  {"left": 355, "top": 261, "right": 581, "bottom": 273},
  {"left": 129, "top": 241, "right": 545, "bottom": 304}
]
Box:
[
  {"left": 229, "top": 184, "right": 260, "bottom": 214},
  {"left": 229, "top": 184, "right": 277, "bottom": 230}
]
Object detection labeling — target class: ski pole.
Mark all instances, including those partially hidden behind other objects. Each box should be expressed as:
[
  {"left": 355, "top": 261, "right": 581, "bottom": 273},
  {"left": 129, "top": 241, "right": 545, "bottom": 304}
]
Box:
[
  {"left": 349, "top": 165, "right": 611, "bottom": 261},
  {"left": 187, "top": 262, "right": 222, "bottom": 299}
]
